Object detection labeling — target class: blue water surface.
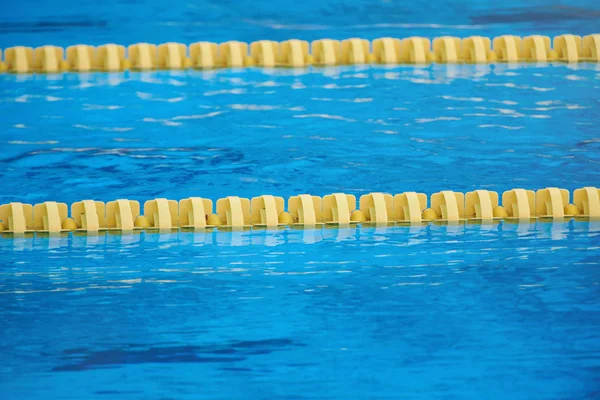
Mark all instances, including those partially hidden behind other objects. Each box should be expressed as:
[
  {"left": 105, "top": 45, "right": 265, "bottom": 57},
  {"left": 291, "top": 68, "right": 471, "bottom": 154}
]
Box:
[
  {"left": 1, "top": 0, "right": 600, "bottom": 48},
  {"left": 1, "top": 222, "right": 600, "bottom": 399},
  {"left": 1, "top": 64, "right": 599, "bottom": 204},
  {"left": 1, "top": 0, "right": 600, "bottom": 399}
]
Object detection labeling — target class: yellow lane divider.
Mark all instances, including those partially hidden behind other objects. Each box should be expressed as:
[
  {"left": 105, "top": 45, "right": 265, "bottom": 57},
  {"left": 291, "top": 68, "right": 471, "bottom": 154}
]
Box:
[
  {"left": 0, "top": 187, "right": 598, "bottom": 236},
  {"left": 1, "top": 34, "right": 598, "bottom": 73}
]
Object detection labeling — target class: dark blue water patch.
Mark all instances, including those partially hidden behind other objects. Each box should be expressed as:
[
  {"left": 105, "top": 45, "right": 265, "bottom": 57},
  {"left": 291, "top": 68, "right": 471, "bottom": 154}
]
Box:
[
  {"left": 94, "top": 390, "right": 145, "bottom": 395},
  {"left": 0, "top": 147, "right": 246, "bottom": 165},
  {"left": 471, "top": 5, "right": 600, "bottom": 24},
  {"left": 0, "top": 19, "right": 108, "bottom": 33},
  {"left": 218, "top": 367, "right": 253, "bottom": 372},
  {"left": 52, "top": 339, "right": 304, "bottom": 372}
]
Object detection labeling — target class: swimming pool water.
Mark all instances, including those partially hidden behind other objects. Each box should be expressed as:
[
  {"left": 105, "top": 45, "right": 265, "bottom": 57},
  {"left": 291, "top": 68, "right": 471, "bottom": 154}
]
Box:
[
  {"left": 2, "top": 0, "right": 599, "bottom": 48},
  {"left": 2, "top": 64, "right": 599, "bottom": 400},
  {"left": 1, "top": 65, "right": 599, "bottom": 204},
  {"left": 1, "top": 222, "right": 600, "bottom": 399},
  {"left": 2, "top": 0, "right": 600, "bottom": 398}
]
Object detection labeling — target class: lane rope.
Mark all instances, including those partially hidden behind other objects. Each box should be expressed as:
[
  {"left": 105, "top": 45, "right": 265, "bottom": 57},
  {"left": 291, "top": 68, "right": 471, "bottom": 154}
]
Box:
[
  {"left": 1, "top": 187, "right": 598, "bottom": 236},
  {"left": 1, "top": 34, "right": 599, "bottom": 73}
]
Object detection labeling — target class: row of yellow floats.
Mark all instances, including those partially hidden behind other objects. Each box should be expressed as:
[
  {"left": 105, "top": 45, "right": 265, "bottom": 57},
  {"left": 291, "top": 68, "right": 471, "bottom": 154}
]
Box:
[
  {"left": 1, "top": 34, "right": 599, "bottom": 74},
  {"left": 0, "top": 187, "right": 598, "bottom": 235}
]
